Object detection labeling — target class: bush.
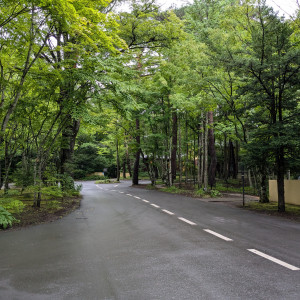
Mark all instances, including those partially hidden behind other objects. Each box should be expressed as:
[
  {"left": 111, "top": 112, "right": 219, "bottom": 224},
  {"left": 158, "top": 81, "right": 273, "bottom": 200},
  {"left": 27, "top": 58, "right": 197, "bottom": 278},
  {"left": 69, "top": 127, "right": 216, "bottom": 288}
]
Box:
[
  {"left": 0, "top": 206, "right": 17, "bottom": 229},
  {"left": 41, "top": 186, "right": 63, "bottom": 198},
  {"left": 210, "top": 190, "right": 222, "bottom": 198},
  {"left": 195, "top": 189, "right": 206, "bottom": 197},
  {"left": 3, "top": 200, "right": 25, "bottom": 213}
]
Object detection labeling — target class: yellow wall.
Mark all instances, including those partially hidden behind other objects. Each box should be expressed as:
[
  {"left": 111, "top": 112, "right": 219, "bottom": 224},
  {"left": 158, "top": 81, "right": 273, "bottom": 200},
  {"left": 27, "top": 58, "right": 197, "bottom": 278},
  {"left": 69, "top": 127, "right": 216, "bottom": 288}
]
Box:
[{"left": 269, "top": 180, "right": 300, "bottom": 205}]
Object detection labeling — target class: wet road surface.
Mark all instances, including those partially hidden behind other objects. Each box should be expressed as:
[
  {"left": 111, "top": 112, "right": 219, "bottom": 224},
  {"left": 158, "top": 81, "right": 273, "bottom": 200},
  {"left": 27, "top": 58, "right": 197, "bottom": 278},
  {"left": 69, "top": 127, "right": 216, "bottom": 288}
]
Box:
[{"left": 1, "top": 180, "right": 299, "bottom": 299}]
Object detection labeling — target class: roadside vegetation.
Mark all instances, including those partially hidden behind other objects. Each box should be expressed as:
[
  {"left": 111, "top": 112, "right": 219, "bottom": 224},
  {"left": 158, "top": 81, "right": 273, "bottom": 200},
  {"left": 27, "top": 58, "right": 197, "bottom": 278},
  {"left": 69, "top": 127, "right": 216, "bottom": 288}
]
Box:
[{"left": 0, "top": 185, "right": 81, "bottom": 230}]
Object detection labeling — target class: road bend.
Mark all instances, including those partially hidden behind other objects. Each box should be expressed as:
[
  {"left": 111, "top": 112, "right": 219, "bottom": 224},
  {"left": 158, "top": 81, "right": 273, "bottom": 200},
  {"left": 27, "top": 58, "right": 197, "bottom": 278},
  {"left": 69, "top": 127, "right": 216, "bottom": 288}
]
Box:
[{"left": 0, "top": 180, "right": 299, "bottom": 299}]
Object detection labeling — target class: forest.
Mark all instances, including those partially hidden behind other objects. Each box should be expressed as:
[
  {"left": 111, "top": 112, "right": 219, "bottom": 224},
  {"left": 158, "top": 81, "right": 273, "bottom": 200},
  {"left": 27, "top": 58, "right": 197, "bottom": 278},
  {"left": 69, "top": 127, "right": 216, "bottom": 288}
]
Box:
[{"left": 0, "top": 0, "right": 300, "bottom": 227}]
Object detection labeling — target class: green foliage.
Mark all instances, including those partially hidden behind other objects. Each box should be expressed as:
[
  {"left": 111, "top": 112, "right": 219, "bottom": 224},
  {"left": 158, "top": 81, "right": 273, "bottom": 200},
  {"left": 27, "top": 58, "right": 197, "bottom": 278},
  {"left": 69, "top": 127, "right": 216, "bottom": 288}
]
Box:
[
  {"left": 41, "top": 186, "right": 63, "bottom": 199},
  {"left": 194, "top": 189, "right": 206, "bottom": 197},
  {"left": 210, "top": 190, "right": 221, "bottom": 198},
  {"left": 0, "top": 206, "right": 17, "bottom": 229},
  {"left": 0, "top": 199, "right": 25, "bottom": 213}
]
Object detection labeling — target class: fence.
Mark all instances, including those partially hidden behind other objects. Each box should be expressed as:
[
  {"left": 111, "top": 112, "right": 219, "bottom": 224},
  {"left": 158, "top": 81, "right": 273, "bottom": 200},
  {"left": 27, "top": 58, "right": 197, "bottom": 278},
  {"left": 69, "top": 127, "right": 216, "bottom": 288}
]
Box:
[{"left": 269, "top": 180, "right": 300, "bottom": 205}]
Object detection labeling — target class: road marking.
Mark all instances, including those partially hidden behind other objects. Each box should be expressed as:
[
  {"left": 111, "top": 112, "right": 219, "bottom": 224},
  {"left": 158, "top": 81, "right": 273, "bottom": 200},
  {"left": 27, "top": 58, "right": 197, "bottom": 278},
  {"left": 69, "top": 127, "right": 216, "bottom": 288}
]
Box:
[
  {"left": 151, "top": 204, "right": 160, "bottom": 208},
  {"left": 111, "top": 189, "right": 116, "bottom": 191},
  {"left": 126, "top": 194, "right": 132, "bottom": 196},
  {"left": 96, "top": 186, "right": 102, "bottom": 189},
  {"left": 203, "top": 229, "right": 233, "bottom": 241},
  {"left": 162, "top": 209, "right": 175, "bottom": 215},
  {"left": 119, "top": 191, "right": 124, "bottom": 194},
  {"left": 142, "top": 199, "right": 149, "bottom": 203},
  {"left": 114, "top": 185, "right": 119, "bottom": 187},
  {"left": 247, "top": 249, "right": 300, "bottom": 271},
  {"left": 178, "top": 217, "right": 197, "bottom": 225},
  {"left": 134, "top": 196, "right": 141, "bottom": 199}
]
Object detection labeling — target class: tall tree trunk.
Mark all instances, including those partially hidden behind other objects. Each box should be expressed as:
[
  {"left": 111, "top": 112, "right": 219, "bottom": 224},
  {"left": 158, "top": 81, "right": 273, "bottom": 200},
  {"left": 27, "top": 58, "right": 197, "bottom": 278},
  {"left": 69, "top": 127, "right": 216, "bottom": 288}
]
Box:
[
  {"left": 208, "top": 111, "right": 217, "bottom": 189},
  {"left": 248, "top": 169, "right": 253, "bottom": 187},
  {"left": 203, "top": 113, "right": 208, "bottom": 191},
  {"left": 178, "top": 117, "right": 182, "bottom": 187},
  {"left": 122, "top": 158, "right": 126, "bottom": 179},
  {"left": 228, "top": 140, "right": 236, "bottom": 179},
  {"left": 200, "top": 115, "right": 205, "bottom": 187},
  {"left": 171, "top": 111, "right": 178, "bottom": 183},
  {"left": 259, "top": 170, "right": 269, "bottom": 203},
  {"left": 276, "top": 146, "right": 285, "bottom": 212},
  {"left": 276, "top": 94, "right": 285, "bottom": 212},
  {"left": 185, "top": 118, "right": 188, "bottom": 184},
  {"left": 223, "top": 133, "right": 228, "bottom": 180},
  {"left": 125, "top": 139, "right": 132, "bottom": 177},
  {"left": 116, "top": 139, "right": 120, "bottom": 182},
  {"left": 60, "top": 117, "right": 80, "bottom": 177},
  {"left": 132, "top": 118, "right": 140, "bottom": 185},
  {"left": 197, "top": 128, "right": 202, "bottom": 189}
]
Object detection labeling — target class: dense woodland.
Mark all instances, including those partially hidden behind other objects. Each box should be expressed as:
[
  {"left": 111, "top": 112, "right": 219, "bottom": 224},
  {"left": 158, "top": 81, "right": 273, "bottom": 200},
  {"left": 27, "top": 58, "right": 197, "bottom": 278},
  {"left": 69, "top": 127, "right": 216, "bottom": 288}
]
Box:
[{"left": 0, "top": 0, "right": 300, "bottom": 214}]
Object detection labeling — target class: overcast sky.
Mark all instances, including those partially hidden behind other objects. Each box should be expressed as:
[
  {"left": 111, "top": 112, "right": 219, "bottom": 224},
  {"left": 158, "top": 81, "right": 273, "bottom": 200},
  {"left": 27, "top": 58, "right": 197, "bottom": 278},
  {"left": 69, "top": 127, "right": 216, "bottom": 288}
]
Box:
[{"left": 156, "top": 0, "right": 299, "bottom": 18}]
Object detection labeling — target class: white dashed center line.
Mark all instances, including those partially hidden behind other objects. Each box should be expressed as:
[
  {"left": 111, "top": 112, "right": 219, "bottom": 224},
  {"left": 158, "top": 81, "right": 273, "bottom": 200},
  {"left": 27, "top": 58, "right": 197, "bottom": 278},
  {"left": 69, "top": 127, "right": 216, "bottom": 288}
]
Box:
[
  {"left": 178, "top": 217, "right": 197, "bottom": 225},
  {"left": 142, "top": 199, "right": 149, "bottom": 203},
  {"left": 162, "top": 209, "right": 175, "bottom": 215},
  {"left": 151, "top": 204, "right": 160, "bottom": 208},
  {"left": 203, "top": 229, "right": 233, "bottom": 241},
  {"left": 134, "top": 196, "right": 141, "bottom": 199},
  {"left": 114, "top": 185, "right": 119, "bottom": 187},
  {"left": 119, "top": 191, "right": 124, "bottom": 194},
  {"left": 126, "top": 194, "right": 132, "bottom": 196},
  {"left": 247, "top": 249, "right": 300, "bottom": 271}
]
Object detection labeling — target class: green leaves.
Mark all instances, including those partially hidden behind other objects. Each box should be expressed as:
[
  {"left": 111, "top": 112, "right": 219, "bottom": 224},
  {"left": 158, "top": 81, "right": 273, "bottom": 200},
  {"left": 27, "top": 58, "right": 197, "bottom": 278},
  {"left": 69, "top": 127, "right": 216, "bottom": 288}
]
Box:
[{"left": 0, "top": 206, "right": 17, "bottom": 229}]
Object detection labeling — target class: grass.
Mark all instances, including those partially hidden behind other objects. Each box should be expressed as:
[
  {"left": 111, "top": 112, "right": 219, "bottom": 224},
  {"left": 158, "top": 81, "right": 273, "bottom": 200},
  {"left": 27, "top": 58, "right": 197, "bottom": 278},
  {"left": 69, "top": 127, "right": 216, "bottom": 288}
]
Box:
[
  {"left": 244, "top": 201, "right": 300, "bottom": 215},
  {"left": 215, "top": 182, "right": 257, "bottom": 195}
]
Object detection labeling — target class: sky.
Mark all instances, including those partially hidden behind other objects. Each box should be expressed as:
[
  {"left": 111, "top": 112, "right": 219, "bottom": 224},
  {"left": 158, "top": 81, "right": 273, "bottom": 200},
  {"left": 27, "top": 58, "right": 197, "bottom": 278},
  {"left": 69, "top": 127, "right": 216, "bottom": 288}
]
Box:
[{"left": 156, "top": 0, "right": 299, "bottom": 18}]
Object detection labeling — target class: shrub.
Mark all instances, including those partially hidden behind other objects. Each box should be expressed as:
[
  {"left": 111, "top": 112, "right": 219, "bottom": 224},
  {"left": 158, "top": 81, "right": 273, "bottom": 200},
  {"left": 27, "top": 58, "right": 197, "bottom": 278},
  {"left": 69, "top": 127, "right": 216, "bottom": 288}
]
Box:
[
  {"left": 210, "top": 190, "right": 222, "bottom": 198},
  {"left": 195, "top": 189, "right": 206, "bottom": 197},
  {"left": 0, "top": 206, "right": 17, "bottom": 229},
  {"left": 4, "top": 200, "right": 25, "bottom": 213}
]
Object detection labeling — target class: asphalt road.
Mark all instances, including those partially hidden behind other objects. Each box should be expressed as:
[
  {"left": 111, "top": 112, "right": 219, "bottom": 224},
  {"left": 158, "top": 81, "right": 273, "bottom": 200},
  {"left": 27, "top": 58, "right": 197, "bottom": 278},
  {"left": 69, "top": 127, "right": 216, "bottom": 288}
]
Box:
[{"left": 1, "top": 180, "right": 299, "bottom": 300}]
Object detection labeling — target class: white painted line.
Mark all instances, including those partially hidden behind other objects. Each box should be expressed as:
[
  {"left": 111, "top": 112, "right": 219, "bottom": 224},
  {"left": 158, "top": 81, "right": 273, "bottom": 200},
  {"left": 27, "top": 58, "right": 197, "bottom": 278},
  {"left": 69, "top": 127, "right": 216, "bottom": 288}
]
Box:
[
  {"left": 142, "top": 199, "right": 149, "bottom": 203},
  {"left": 119, "top": 191, "right": 124, "bottom": 194},
  {"left": 134, "top": 196, "right": 141, "bottom": 199},
  {"left": 178, "top": 217, "right": 197, "bottom": 226},
  {"left": 114, "top": 185, "right": 119, "bottom": 187},
  {"left": 126, "top": 194, "right": 132, "bottom": 196},
  {"left": 151, "top": 204, "right": 160, "bottom": 208},
  {"left": 96, "top": 185, "right": 102, "bottom": 189},
  {"left": 162, "top": 209, "right": 175, "bottom": 215},
  {"left": 203, "top": 229, "right": 233, "bottom": 241},
  {"left": 247, "top": 249, "right": 300, "bottom": 271}
]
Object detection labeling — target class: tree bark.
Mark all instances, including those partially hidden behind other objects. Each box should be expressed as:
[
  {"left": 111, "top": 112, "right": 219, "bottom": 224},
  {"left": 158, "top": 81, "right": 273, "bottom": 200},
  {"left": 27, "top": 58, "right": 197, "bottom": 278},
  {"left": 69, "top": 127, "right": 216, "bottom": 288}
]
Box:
[
  {"left": 116, "top": 139, "right": 120, "bottom": 182},
  {"left": 132, "top": 118, "right": 140, "bottom": 185},
  {"left": 276, "top": 146, "right": 285, "bottom": 212},
  {"left": 60, "top": 117, "right": 80, "bottom": 176},
  {"left": 171, "top": 111, "right": 178, "bottom": 183},
  {"left": 203, "top": 113, "right": 208, "bottom": 191},
  {"left": 208, "top": 111, "right": 217, "bottom": 189}
]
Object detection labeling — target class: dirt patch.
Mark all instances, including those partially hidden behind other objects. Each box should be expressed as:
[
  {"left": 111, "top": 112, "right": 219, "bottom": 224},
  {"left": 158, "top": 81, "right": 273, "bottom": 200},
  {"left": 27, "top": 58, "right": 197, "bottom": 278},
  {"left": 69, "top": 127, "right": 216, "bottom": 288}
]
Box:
[{"left": 2, "top": 196, "right": 81, "bottom": 231}]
